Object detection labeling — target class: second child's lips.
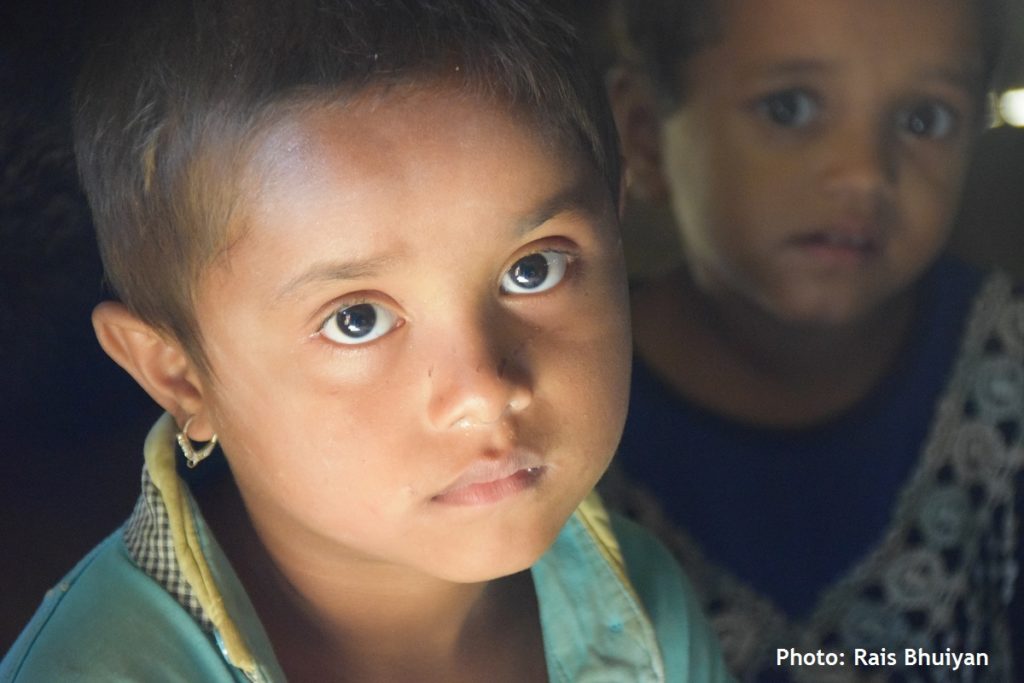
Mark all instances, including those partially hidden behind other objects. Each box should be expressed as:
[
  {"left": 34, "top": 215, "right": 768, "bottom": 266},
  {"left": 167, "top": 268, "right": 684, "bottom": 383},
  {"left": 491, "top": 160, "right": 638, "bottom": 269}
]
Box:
[{"left": 787, "top": 223, "right": 882, "bottom": 264}]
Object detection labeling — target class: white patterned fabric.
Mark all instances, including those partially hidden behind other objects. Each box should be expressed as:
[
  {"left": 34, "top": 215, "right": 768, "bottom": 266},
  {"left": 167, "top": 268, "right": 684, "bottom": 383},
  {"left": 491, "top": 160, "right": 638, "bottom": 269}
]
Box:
[{"left": 605, "top": 272, "right": 1024, "bottom": 682}]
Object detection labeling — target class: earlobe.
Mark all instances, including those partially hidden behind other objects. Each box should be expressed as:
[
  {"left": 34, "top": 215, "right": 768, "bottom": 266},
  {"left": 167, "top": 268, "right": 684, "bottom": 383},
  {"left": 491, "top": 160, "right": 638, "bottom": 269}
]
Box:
[
  {"left": 607, "top": 66, "right": 670, "bottom": 203},
  {"left": 92, "top": 301, "right": 208, "bottom": 432}
]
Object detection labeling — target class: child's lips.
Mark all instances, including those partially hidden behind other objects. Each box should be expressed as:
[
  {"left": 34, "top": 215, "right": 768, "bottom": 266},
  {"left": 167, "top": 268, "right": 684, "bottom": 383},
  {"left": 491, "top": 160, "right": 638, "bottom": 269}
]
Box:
[
  {"left": 788, "top": 223, "right": 882, "bottom": 264},
  {"left": 431, "top": 449, "right": 546, "bottom": 506}
]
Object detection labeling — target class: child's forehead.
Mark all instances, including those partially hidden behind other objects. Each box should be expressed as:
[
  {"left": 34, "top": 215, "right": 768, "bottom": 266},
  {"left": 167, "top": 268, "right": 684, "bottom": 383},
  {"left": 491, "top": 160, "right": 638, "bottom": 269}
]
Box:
[
  {"left": 719, "top": 0, "right": 977, "bottom": 43},
  {"left": 222, "top": 83, "right": 598, "bottom": 253},
  {"left": 709, "top": 0, "right": 981, "bottom": 72},
  {"left": 243, "top": 83, "right": 576, "bottom": 200}
]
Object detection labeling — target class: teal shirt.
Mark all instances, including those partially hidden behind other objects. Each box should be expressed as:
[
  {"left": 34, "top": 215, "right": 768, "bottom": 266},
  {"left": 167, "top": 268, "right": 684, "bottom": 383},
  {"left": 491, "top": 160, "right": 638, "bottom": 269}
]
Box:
[{"left": 2, "top": 416, "right": 731, "bottom": 682}]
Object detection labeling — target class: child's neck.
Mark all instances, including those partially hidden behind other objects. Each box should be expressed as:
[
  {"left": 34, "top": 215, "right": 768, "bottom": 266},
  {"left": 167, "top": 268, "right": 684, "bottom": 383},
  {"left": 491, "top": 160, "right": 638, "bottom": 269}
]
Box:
[
  {"left": 632, "top": 266, "right": 916, "bottom": 428},
  {"left": 197, "top": 480, "right": 547, "bottom": 682}
]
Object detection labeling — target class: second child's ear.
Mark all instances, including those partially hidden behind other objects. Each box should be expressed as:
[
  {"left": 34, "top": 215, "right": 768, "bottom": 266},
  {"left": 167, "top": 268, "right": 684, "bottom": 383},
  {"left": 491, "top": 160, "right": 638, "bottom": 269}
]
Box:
[
  {"left": 607, "top": 66, "right": 669, "bottom": 203},
  {"left": 92, "top": 301, "right": 207, "bottom": 429}
]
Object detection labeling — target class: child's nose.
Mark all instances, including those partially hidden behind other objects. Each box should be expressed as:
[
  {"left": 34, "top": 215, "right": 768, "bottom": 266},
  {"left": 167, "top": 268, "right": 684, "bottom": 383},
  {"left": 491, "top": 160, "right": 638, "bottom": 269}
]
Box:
[
  {"left": 425, "top": 317, "right": 533, "bottom": 430},
  {"left": 820, "top": 119, "right": 897, "bottom": 203}
]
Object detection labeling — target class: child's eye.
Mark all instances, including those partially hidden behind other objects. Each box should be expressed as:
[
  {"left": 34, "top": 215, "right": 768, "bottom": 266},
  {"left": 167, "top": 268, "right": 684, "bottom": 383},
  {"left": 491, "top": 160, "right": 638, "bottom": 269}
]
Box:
[
  {"left": 319, "top": 302, "right": 399, "bottom": 345},
  {"left": 500, "top": 250, "right": 570, "bottom": 295},
  {"left": 898, "top": 102, "right": 958, "bottom": 140},
  {"left": 756, "top": 89, "right": 819, "bottom": 128}
]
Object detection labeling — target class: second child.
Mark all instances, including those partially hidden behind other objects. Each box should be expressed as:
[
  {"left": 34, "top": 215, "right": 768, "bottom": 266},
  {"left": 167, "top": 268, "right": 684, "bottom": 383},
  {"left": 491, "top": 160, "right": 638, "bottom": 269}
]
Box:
[{"left": 607, "top": 0, "right": 1022, "bottom": 679}]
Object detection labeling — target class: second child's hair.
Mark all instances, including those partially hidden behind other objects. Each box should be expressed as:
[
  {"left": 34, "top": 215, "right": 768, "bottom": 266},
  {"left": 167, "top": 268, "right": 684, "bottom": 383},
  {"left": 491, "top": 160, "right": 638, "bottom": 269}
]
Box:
[
  {"left": 74, "top": 0, "right": 619, "bottom": 375},
  {"left": 613, "top": 0, "right": 1008, "bottom": 113}
]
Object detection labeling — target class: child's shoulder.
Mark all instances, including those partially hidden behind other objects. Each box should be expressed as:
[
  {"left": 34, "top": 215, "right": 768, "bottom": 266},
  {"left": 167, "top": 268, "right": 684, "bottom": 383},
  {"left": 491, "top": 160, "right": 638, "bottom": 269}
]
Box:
[{"left": 0, "top": 530, "right": 232, "bottom": 682}]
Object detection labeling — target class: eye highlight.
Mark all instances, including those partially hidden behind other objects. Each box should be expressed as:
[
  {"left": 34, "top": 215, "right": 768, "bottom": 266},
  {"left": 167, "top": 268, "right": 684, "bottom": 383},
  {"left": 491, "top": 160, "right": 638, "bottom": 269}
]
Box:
[
  {"left": 756, "top": 89, "right": 820, "bottom": 128},
  {"left": 898, "top": 101, "right": 958, "bottom": 140},
  {"left": 500, "top": 250, "right": 570, "bottom": 295},
  {"left": 319, "top": 302, "right": 400, "bottom": 345}
]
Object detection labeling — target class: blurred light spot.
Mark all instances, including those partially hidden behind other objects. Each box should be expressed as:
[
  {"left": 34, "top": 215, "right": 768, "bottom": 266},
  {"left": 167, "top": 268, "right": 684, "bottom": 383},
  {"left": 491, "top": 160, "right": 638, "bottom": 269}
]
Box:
[{"left": 998, "top": 89, "right": 1024, "bottom": 127}]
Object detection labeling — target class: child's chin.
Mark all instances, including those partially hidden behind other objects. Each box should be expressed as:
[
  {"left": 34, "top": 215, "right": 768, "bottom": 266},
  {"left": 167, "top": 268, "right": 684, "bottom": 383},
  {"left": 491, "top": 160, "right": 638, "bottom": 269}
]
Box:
[
  {"left": 764, "top": 287, "right": 884, "bottom": 329},
  {"left": 433, "top": 523, "right": 566, "bottom": 584}
]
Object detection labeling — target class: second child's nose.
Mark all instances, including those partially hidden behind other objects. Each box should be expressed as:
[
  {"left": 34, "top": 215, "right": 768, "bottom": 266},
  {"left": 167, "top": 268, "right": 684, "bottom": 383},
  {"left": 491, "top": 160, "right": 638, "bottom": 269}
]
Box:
[
  {"left": 425, "top": 320, "right": 533, "bottom": 430},
  {"left": 820, "top": 121, "right": 897, "bottom": 205}
]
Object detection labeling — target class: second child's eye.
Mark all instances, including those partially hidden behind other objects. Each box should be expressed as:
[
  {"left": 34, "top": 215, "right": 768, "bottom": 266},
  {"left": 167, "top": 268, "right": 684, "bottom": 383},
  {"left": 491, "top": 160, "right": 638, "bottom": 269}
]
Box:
[
  {"left": 899, "top": 102, "right": 958, "bottom": 140},
  {"left": 320, "top": 302, "right": 399, "bottom": 345},
  {"left": 500, "top": 250, "right": 570, "bottom": 295},
  {"left": 757, "top": 89, "right": 819, "bottom": 128}
]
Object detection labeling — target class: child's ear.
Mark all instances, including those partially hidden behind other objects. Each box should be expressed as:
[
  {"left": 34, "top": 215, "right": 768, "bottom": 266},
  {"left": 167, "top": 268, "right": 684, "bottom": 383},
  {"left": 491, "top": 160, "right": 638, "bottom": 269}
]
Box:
[
  {"left": 92, "top": 301, "right": 208, "bottom": 430},
  {"left": 607, "top": 66, "right": 670, "bottom": 203}
]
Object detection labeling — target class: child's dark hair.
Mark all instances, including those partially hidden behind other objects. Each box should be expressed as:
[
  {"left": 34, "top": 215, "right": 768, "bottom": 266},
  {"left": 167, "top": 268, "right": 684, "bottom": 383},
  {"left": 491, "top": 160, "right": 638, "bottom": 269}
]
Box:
[
  {"left": 74, "top": 0, "right": 620, "bottom": 375},
  {"left": 613, "top": 0, "right": 1009, "bottom": 113}
]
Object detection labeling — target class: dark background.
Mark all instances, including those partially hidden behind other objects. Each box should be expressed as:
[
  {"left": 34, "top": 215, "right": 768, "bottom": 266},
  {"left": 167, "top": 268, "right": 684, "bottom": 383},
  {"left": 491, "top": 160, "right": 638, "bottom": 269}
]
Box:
[{"left": 1, "top": 0, "right": 159, "bottom": 649}]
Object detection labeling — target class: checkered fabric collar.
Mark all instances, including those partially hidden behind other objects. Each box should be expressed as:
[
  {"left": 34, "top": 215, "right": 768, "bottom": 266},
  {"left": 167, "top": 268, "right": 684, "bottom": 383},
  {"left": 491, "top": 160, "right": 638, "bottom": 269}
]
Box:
[
  {"left": 121, "top": 413, "right": 263, "bottom": 680},
  {"left": 123, "top": 466, "right": 214, "bottom": 631}
]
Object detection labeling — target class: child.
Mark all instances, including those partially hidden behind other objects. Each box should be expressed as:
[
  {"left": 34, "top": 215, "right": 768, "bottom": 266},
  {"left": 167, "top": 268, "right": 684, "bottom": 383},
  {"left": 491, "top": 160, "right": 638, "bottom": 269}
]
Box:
[
  {"left": 0, "top": 0, "right": 731, "bottom": 680},
  {"left": 605, "top": 0, "right": 1022, "bottom": 680}
]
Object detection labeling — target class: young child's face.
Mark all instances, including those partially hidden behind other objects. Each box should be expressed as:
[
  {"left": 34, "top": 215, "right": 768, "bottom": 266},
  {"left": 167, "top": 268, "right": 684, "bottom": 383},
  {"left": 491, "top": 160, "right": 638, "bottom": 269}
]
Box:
[
  {"left": 657, "top": 0, "right": 981, "bottom": 325},
  {"left": 191, "top": 85, "right": 631, "bottom": 582}
]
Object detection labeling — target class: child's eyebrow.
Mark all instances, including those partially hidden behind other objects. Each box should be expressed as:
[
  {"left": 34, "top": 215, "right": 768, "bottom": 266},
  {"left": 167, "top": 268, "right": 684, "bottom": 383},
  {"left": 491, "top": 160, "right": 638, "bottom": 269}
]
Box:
[
  {"left": 515, "top": 181, "right": 606, "bottom": 237},
  {"left": 274, "top": 252, "right": 404, "bottom": 303},
  {"left": 742, "top": 59, "right": 979, "bottom": 95},
  {"left": 916, "top": 65, "right": 981, "bottom": 94}
]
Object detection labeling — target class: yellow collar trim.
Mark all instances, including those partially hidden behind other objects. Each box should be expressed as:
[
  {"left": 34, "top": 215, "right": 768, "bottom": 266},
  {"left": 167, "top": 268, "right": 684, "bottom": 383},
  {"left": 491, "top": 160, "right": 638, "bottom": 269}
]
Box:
[{"left": 144, "top": 413, "right": 259, "bottom": 676}]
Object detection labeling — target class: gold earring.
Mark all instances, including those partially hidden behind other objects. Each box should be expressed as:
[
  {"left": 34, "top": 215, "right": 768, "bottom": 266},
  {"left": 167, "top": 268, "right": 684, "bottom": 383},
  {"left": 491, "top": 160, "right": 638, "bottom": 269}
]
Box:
[{"left": 176, "top": 415, "right": 218, "bottom": 468}]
